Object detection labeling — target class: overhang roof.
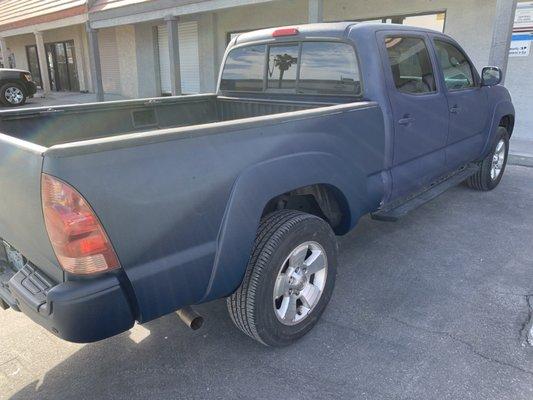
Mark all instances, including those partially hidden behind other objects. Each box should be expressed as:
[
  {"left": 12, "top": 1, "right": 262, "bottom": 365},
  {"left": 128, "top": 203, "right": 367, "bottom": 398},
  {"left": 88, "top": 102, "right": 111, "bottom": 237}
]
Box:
[
  {"left": 89, "top": 0, "right": 152, "bottom": 13},
  {"left": 0, "top": 0, "right": 87, "bottom": 32}
]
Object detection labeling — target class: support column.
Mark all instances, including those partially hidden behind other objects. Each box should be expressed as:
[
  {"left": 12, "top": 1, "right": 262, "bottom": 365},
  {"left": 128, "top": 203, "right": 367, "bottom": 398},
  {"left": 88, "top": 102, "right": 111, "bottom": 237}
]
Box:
[
  {"left": 86, "top": 22, "right": 104, "bottom": 102},
  {"left": 488, "top": 0, "right": 518, "bottom": 83},
  {"left": 308, "top": 0, "right": 324, "bottom": 23},
  {"left": 166, "top": 15, "right": 182, "bottom": 95},
  {"left": 34, "top": 31, "right": 51, "bottom": 95},
  {"left": 198, "top": 13, "right": 218, "bottom": 92},
  {"left": 0, "top": 37, "right": 8, "bottom": 68}
]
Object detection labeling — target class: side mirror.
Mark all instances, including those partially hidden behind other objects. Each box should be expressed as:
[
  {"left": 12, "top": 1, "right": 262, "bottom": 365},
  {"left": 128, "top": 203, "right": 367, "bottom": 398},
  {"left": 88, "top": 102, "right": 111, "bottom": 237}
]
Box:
[{"left": 481, "top": 66, "right": 502, "bottom": 87}]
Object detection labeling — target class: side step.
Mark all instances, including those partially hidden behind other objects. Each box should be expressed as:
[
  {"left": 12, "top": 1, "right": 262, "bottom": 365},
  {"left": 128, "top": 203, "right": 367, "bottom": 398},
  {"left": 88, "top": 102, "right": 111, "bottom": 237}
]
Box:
[{"left": 371, "top": 164, "right": 479, "bottom": 222}]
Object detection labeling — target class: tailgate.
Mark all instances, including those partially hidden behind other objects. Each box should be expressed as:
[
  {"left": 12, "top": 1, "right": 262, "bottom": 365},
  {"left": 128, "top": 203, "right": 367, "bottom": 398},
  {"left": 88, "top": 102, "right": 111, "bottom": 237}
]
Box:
[{"left": 0, "top": 133, "right": 62, "bottom": 283}]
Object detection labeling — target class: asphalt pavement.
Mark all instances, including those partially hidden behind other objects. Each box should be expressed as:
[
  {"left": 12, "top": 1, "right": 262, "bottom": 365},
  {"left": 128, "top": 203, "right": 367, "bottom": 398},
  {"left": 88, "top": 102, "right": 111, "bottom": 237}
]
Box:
[{"left": 1, "top": 165, "right": 532, "bottom": 400}]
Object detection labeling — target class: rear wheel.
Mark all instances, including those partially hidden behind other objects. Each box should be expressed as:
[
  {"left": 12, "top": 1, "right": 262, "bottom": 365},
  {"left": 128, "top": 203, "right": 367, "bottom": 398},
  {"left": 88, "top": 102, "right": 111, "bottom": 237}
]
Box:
[
  {"left": 227, "top": 210, "right": 337, "bottom": 346},
  {"left": 0, "top": 83, "right": 26, "bottom": 106},
  {"left": 466, "top": 127, "right": 509, "bottom": 191}
]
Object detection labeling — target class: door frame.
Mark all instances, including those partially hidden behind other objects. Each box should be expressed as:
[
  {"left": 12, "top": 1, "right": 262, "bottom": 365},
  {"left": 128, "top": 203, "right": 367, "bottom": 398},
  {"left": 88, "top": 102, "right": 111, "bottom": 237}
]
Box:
[
  {"left": 376, "top": 29, "right": 450, "bottom": 199},
  {"left": 44, "top": 40, "right": 78, "bottom": 92}
]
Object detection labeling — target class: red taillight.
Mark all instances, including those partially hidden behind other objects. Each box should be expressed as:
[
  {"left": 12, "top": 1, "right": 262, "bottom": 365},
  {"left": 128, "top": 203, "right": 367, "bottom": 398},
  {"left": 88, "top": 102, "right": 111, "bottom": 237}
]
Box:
[
  {"left": 41, "top": 174, "right": 120, "bottom": 275},
  {"left": 272, "top": 27, "right": 299, "bottom": 37}
]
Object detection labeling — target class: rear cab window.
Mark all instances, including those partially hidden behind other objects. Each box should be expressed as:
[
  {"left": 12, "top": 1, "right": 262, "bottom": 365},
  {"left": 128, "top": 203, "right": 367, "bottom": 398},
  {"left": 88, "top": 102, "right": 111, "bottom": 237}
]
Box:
[
  {"left": 220, "top": 40, "right": 362, "bottom": 97},
  {"left": 384, "top": 36, "right": 437, "bottom": 95}
]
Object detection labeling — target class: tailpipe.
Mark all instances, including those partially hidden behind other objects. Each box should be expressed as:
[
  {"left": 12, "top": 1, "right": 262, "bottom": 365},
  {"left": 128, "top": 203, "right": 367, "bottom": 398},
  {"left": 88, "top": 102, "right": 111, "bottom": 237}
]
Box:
[{"left": 176, "top": 306, "right": 204, "bottom": 330}]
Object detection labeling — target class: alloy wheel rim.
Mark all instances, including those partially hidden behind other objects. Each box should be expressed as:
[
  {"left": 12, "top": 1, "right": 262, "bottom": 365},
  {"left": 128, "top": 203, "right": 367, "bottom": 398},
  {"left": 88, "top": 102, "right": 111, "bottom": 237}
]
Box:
[
  {"left": 490, "top": 139, "right": 506, "bottom": 180},
  {"left": 273, "top": 241, "right": 328, "bottom": 326},
  {"left": 4, "top": 87, "right": 23, "bottom": 104}
]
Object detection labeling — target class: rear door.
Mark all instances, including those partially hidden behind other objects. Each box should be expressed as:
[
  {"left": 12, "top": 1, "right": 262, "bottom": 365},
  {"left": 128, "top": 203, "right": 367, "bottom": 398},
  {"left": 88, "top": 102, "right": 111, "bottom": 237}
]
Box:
[
  {"left": 431, "top": 37, "right": 489, "bottom": 169},
  {"left": 378, "top": 32, "right": 449, "bottom": 198}
]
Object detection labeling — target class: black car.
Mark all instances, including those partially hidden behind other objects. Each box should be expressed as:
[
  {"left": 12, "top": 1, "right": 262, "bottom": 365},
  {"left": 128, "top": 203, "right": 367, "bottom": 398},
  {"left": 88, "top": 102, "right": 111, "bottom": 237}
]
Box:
[{"left": 0, "top": 68, "right": 37, "bottom": 106}]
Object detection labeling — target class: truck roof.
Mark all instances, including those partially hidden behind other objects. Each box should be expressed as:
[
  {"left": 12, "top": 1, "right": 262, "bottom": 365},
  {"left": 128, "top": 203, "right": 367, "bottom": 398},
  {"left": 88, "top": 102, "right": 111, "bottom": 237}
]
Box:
[{"left": 233, "top": 22, "right": 444, "bottom": 45}]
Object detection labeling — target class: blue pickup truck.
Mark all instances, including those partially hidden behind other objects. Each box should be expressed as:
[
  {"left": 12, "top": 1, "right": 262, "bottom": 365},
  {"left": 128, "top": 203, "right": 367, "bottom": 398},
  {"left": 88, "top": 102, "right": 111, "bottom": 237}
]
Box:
[{"left": 0, "top": 23, "right": 514, "bottom": 346}]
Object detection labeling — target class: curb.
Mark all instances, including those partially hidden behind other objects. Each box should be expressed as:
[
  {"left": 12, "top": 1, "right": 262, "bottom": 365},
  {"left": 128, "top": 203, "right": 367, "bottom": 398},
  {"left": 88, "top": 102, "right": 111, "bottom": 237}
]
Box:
[{"left": 509, "top": 154, "right": 533, "bottom": 168}]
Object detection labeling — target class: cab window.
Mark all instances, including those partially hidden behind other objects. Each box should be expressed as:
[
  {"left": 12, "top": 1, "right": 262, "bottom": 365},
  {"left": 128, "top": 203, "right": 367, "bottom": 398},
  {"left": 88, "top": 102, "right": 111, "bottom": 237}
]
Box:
[
  {"left": 434, "top": 40, "right": 476, "bottom": 90},
  {"left": 220, "top": 45, "right": 266, "bottom": 92},
  {"left": 385, "top": 36, "right": 437, "bottom": 94}
]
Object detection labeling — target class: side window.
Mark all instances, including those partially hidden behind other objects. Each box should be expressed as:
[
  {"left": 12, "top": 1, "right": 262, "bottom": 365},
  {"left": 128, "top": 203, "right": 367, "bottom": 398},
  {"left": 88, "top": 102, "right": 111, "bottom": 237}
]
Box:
[
  {"left": 434, "top": 40, "right": 475, "bottom": 90},
  {"left": 385, "top": 36, "right": 436, "bottom": 94},
  {"left": 267, "top": 44, "right": 299, "bottom": 91},
  {"left": 220, "top": 45, "right": 266, "bottom": 92},
  {"left": 299, "top": 42, "right": 361, "bottom": 95}
]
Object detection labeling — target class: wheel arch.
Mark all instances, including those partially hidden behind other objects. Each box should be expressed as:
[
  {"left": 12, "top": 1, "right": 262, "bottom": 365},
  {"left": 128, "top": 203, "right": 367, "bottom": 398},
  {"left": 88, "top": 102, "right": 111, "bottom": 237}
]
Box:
[
  {"left": 499, "top": 114, "right": 514, "bottom": 137},
  {"left": 200, "top": 151, "right": 370, "bottom": 303}
]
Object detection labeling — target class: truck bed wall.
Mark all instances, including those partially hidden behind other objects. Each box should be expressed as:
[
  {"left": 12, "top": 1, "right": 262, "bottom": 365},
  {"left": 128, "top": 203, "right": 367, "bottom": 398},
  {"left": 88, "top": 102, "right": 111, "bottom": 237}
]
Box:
[
  {"left": 0, "top": 95, "right": 321, "bottom": 148},
  {"left": 41, "top": 101, "right": 385, "bottom": 323}
]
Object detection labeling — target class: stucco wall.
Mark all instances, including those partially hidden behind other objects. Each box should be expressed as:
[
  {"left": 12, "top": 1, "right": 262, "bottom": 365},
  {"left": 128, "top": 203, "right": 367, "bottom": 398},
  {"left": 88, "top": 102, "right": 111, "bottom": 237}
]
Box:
[
  {"left": 134, "top": 22, "right": 159, "bottom": 98},
  {"left": 324, "top": 0, "right": 497, "bottom": 70},
  {"left": 116, "top": 25, "right": 139, "bottom": 98}
]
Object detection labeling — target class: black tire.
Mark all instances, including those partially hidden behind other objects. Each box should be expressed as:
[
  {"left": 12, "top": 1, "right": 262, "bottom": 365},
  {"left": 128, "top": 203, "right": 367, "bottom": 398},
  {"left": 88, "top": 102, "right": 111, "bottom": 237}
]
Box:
[
  {"left": 0, "top": 82, "right": 27, "bottom": 107},
  {"left": 466, "top": 126, "right": 509, "bottom": 191},
  {"left": 227, "top": 210, "right": 338, "bottom": 346}
]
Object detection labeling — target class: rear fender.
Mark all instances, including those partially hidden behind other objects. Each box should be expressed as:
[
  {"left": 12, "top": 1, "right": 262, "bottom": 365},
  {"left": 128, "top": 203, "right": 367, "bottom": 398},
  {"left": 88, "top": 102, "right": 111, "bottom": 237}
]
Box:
[{"left": 200, "top": 151, "right": 369, "bottom": 302}]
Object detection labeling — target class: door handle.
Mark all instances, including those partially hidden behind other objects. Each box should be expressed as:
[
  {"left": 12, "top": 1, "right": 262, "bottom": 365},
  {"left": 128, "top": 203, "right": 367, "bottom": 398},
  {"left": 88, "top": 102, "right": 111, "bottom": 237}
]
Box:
[
  {"left": 398, "top": 116, "right": 415, "bottom": 126},
  {"left": 450, "top": 105, "right": 460, "bottom": 114}
]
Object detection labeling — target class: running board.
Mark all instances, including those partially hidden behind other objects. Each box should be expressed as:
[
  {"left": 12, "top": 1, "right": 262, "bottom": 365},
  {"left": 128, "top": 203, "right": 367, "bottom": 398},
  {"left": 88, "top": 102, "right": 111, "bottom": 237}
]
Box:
[{"left": 371, "top": 164, "right": 479, "bottom": 222}]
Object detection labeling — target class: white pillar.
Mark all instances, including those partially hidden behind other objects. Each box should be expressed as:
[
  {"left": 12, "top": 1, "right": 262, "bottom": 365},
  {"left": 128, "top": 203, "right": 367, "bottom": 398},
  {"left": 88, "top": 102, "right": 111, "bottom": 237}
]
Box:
[
  {"left": 0, "top": 37, "right": 8, "bottom": 68},
  {"left": 488, "top": 0, "right": 518, "bottom": 83},
  {"left": 166, "top": 15, "right": 182, "bottom": 96},
  {"left": 86, "top": 23, "right": 104, "bottom": 102},
  {"left": 199, "top": 13, "right": 218, "bottom": 92},
  {"left": 34, "top": 31, "right": 51, "bottom": 95},
  {"left": 308, "top": 0, "right": 323, "bottom": 23}
]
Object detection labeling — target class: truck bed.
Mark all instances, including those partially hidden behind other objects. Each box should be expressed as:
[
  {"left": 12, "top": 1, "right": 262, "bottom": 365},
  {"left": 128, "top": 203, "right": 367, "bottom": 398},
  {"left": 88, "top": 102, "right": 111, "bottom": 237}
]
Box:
[
  {"left": 0, "top": 93, "right": 384, "bottom": 326},
  {"left": 0, "top": 94, "right": 327, "bottom": 147}
]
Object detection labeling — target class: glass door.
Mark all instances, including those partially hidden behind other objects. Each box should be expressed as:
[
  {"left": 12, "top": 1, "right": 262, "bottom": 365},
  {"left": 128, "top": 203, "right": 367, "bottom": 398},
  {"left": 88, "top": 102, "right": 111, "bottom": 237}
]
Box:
[{"left": 44, "top": 40, "right": 80, "bottom": 91}]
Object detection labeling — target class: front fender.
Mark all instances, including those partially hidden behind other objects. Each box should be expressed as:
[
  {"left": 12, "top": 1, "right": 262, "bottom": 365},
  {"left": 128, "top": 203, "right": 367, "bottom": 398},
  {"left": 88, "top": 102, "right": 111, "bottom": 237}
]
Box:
[
  {"left": 481, "top": 96, "right": 515, "bottom": 157},
  {"left": 200, "top": 151, "right": 373, "bottom": 302}
]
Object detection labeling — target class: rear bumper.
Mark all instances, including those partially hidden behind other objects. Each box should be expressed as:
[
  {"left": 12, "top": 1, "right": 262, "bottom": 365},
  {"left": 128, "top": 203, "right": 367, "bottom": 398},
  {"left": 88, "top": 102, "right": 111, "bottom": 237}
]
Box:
[{"left": 1, "top": 262, "right": 135, "bottom": 343}]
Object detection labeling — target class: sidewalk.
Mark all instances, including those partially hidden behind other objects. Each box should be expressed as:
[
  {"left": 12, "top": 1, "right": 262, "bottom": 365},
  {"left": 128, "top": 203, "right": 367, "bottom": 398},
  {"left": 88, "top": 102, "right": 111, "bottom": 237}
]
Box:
[
  {"left": 22, "top": 90, "right": 128, "bottom": 108},
  {"left": 510, "top": 137, "right": 533, "bottom": 167}
]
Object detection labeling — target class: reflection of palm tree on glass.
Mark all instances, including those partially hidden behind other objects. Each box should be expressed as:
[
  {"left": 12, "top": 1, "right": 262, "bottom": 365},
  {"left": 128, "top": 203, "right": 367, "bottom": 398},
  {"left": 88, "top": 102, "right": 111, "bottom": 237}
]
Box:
[{"left": 271, "top": 54, "right": 297, "bottom": 88}]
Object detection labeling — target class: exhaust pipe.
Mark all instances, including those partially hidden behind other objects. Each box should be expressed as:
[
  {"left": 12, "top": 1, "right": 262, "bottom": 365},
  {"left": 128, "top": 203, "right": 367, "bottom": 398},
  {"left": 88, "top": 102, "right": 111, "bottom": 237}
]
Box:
[{"left": 176, "top": 306, "right": 204, "bottom": 330}]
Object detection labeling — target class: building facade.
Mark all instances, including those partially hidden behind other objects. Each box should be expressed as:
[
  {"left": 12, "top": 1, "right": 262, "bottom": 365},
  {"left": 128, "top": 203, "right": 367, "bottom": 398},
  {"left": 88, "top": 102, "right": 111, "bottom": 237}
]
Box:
[{"left": 0, "top": 0, "right": 530, "bottom": 145}]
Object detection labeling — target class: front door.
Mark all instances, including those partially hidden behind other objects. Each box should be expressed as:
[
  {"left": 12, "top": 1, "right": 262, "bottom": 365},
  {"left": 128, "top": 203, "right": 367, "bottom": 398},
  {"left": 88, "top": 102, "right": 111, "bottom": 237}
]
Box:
[
  {"left": 432, "top": 38, "right": 489, "bottom": 169},
  {"left": 45, "top": 40, "right": 79, "bottom": 92},
  {"left": 379, "top": 32, "right": 449, "bottom": 199}
]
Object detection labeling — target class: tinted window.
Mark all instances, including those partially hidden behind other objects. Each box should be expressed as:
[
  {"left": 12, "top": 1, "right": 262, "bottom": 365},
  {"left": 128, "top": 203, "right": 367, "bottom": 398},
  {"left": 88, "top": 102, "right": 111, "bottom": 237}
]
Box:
[
  {"left": 434, "top": 40, "right": 475, "bottom": 90},
  {"left": 267, "top": 44, "right": 299, "bottom": 91},
  {"left": 220, "top": 45, "right": 266, "bottom": 92},
  {"left": 298, "top": 42, "right": 361, "bottom": 95},
  {"left": 385, "top": 36, "right": 436, "bottom": 94}
]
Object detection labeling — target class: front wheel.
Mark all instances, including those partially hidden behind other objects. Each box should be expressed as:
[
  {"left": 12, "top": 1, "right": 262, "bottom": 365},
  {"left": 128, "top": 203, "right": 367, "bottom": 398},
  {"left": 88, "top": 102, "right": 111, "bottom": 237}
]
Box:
[
  {"left": 0, "top": 83, "right": 27, "bottom": 106},
  {"left": 466, "top": 127, "right": 509, "bottom": 191},
  {"left": 227, "top": 210, "right": 337, "bottom": 346}
]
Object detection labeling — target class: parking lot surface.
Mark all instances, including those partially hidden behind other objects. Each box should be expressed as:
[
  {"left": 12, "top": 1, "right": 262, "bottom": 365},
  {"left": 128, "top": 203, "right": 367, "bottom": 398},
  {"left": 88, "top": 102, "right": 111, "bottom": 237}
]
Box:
[{"left": 1, "top": 165, "right": 532, "bottom": 400}]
